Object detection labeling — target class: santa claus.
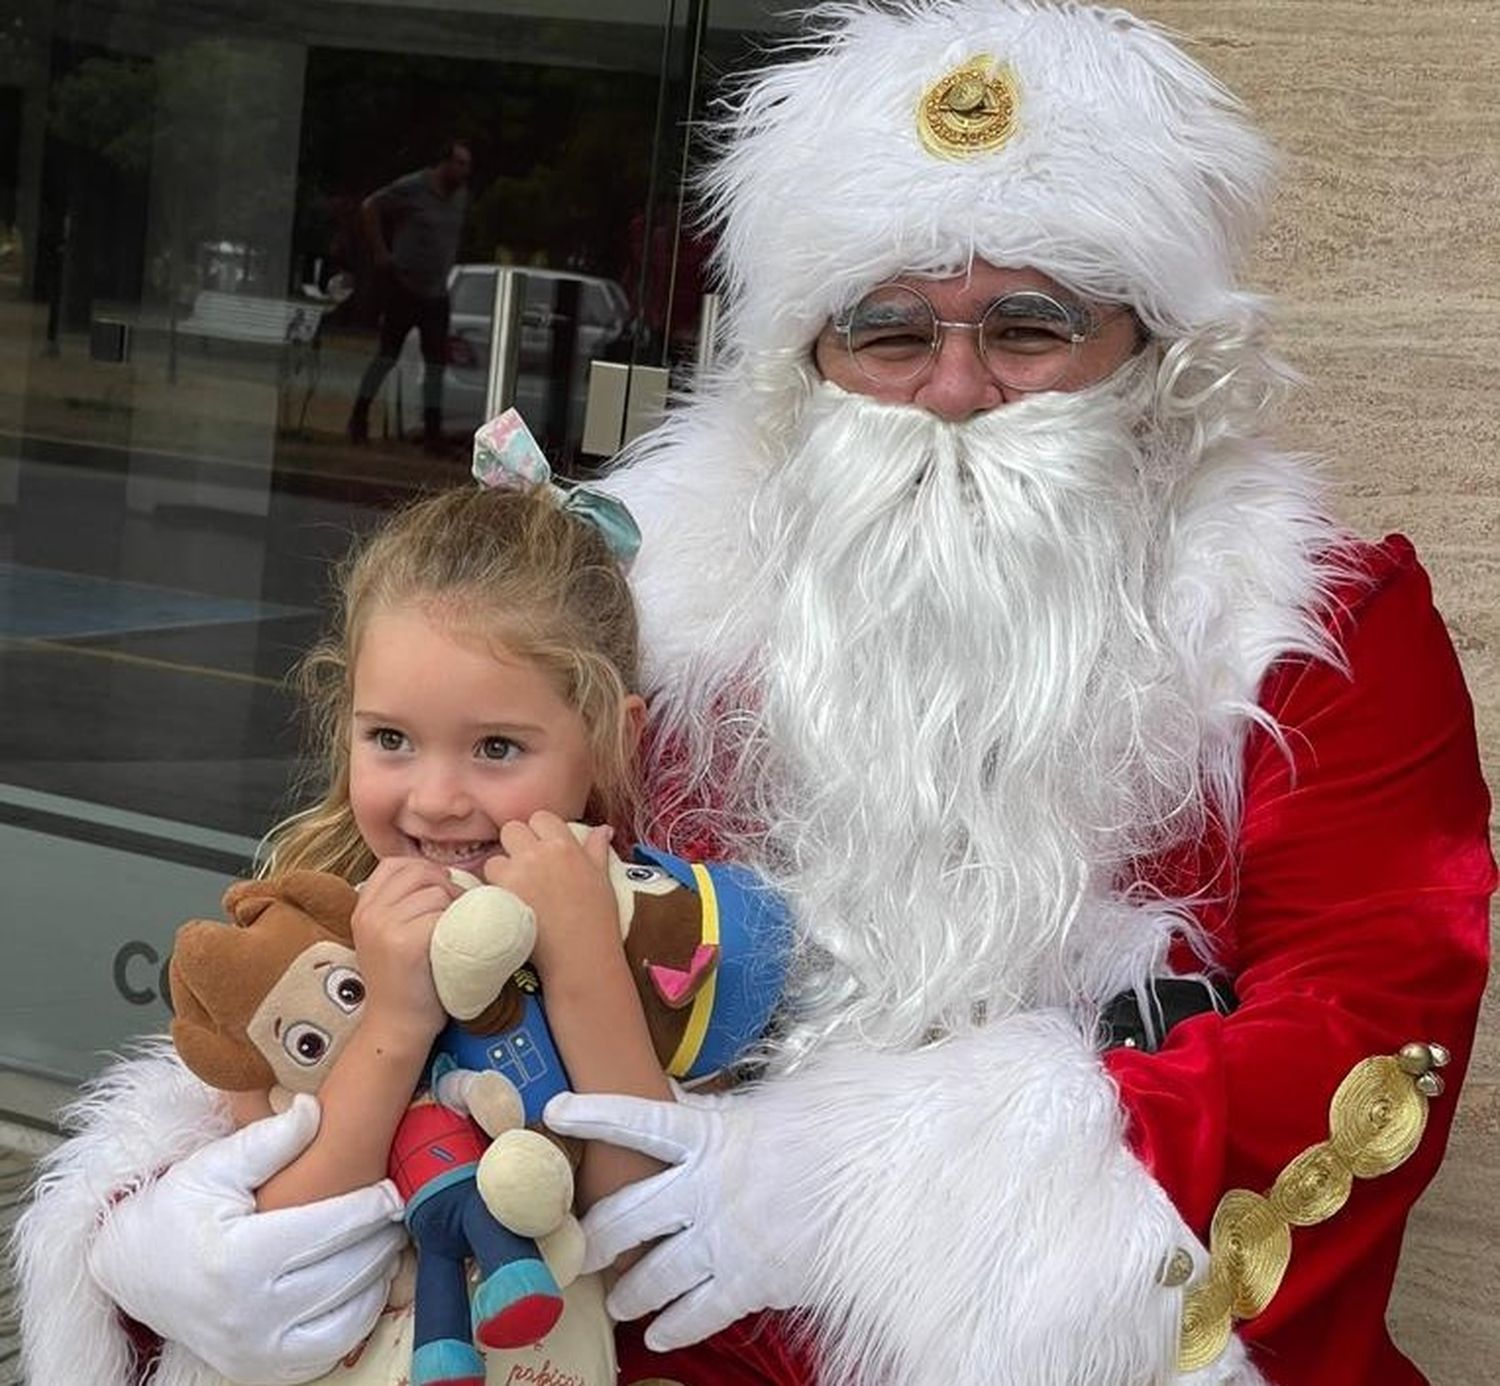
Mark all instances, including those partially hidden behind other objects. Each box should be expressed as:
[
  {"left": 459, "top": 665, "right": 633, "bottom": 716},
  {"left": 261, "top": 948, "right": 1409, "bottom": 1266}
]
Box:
[{"left": 15, "top": 4, "right": 1494, "bottom": 1386}]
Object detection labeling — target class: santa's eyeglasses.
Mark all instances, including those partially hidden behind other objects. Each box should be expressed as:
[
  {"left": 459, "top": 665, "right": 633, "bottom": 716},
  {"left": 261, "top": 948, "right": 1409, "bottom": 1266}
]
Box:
[{"left": 830, "top": 283, "right": 1134, "bottom": 393}]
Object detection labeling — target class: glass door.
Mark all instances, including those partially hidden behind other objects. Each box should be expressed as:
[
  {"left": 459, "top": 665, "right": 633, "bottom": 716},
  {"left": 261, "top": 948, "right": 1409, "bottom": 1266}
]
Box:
[
  {"left": 0, "top": 0, "right": 701, "bottom": 1099},
  {"left": 0, "top": 0, "right": 805, "bottom": 1110}
]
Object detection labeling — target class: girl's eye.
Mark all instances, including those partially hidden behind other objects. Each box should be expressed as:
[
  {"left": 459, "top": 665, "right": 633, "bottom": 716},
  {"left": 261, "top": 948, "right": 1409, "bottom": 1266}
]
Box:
[
  {"left": 370, "top": 727, "right": 407, "bottom": 752},
  {"left": 479, "top": 736, "right": 521, "bottom": 762}
]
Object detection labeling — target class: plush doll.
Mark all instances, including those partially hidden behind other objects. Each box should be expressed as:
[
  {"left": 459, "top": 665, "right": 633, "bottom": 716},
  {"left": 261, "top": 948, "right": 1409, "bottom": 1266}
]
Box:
[
  {"left": 169, "top": 871, "right": 365, "bottom": 1106},
  {"left": 427, "top": 836, "right": 792, "bottom": 1254},
  {"left": 167, "top": 838, "right": 790, "bottom": 1384},
  {"left": 169, "top": 871, "right": 570, "bottom": 1386}
]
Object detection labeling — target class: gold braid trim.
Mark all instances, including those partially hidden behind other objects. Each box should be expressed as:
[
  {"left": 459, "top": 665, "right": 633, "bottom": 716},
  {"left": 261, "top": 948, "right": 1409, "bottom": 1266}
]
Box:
[{"left": 1177, "top": 1041, "right": 1451, "bottom": 1372}]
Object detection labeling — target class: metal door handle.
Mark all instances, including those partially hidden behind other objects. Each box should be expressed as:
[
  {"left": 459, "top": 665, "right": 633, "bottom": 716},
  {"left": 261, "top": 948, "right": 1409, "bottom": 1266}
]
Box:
[
  {"left": 582, "top": 361, "right": 631, "bottom": 458},
  {"left": 695, "top": 292, "right": 721, "bottom": 381},
  {"left": 580, "top": 362, "right": 671, "bottom": 458},
  {"left": 484, "top": 268, "right": 527, "bottom": 421}
]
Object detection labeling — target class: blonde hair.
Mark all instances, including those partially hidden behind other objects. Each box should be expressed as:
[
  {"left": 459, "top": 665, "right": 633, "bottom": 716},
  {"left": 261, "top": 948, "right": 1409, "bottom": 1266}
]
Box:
[{"left": 261, "top": 484, "right": 641, "bottom": 880}]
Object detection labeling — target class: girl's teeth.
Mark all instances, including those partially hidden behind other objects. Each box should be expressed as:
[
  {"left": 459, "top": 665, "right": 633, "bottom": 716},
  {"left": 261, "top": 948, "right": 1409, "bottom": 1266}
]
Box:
[{"left": 422, "top": 841, "right": 491, "bottom": 862}]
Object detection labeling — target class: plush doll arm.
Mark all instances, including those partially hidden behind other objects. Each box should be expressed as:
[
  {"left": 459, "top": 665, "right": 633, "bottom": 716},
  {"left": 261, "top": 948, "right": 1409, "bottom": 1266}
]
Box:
[
  {"left": 432, "top": 1063, "right": 526, "bottom": 1139},
  {"left": 428, "top": 881, "right": 537, "bottom": 1020}
]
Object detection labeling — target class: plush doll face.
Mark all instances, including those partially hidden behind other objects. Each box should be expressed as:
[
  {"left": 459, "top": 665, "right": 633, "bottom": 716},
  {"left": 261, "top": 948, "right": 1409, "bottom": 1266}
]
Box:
[
  {"left": 245, "top": 939, "right": 366, "bottom": 1097},
  {"left": 616, "top": 869, "right": 720, "bottom": 1068},
  {"left": 611, "top": 856, "right": 679, "bottom": 931},
  {"left": 170, "top": 871, "right": 364, "bottom": 1104}
]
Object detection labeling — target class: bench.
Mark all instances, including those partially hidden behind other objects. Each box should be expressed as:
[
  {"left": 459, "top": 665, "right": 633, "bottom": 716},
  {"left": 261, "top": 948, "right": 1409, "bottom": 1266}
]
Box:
[
  {"left": 177, "top": 290, "right": 325, "bottom": 346},
  {"left": 176, "top": 291, "right": 328, "bottom": 433}
]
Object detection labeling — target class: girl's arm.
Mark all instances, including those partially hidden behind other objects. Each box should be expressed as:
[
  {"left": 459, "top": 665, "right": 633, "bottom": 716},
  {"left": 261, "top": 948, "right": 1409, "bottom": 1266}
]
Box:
[
  {"left": 486, "top": 813, "right": 671, "bottom": 1210},
  {"left": 542, "top": 936, "right": 674, "bottom": 1209},
  {"left": 254, "top": 859, "right": 455, "bottom": 1210}
]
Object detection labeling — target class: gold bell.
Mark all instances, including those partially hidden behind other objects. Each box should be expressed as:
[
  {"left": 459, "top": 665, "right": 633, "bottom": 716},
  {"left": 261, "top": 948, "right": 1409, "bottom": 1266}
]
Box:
[
  {"left": 1415, "top": 1071, "right": 1445, "bottom": 1098},
  {"left": 1397, "top": 1042, "right": 1436, "bottom": 1076},
  {"left": 1158, "top": 1247, "right": 1195, "bottom": 1288}
]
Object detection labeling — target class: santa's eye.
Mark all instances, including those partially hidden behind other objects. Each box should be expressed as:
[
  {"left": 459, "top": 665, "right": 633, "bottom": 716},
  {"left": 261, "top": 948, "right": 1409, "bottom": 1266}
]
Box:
[
  {"left": 626, "top": 865, "right": 665, "bottom": 884},
  {"left": 284, "top": 1022, "right": 332, "bottom": 1066},
  {"left": 325, "top": 966, "right": 365, "bottom": 1012}
]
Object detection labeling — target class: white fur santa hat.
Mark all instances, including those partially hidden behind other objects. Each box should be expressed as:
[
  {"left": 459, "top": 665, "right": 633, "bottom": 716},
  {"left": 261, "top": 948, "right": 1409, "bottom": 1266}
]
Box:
[{"left": 699, "top": 0, "right": 1277, "bottom": 366}]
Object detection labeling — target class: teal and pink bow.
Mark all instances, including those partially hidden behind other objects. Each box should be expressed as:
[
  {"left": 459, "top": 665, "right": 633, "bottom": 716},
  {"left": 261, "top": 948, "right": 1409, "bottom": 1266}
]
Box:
[{"left": 472, "top": 409, "right": 641, "bottom": 566}]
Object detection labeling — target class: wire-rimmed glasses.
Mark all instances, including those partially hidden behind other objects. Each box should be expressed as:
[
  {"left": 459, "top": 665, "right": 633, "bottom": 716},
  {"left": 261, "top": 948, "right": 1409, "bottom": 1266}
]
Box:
[{"left": 830, "top": 282, "right": 1133, "bottom": 393}]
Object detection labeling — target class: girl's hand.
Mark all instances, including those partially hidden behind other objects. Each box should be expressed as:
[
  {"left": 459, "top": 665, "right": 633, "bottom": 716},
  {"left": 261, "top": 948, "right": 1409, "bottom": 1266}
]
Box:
[
  {"left": 255, "top": 860, "right": 458, "bottom": 1212},
  {"left": 484, "top": 812, "right": 620, "bottom": 990},
  {"left": 350, "top": 857, "right": 458, "bottom": 1042}
]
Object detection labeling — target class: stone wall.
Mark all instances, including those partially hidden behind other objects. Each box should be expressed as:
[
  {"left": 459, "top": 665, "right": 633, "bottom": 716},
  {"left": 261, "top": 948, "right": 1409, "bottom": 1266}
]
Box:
[{"left": 1131, "top": 5, "right": 1500, "bottom": 1381}]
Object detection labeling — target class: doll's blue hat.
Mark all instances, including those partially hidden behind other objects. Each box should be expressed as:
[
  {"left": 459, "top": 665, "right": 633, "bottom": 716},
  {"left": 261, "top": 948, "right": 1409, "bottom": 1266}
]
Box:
[{"left": 631, "top": 844, "right": 791, "bottom": 1080}]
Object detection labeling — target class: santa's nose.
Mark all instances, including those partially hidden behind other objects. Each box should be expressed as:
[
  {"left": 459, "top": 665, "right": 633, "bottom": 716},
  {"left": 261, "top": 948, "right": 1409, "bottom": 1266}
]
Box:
[{"left": 912, "top": 330, "right": 1005, "bottom": 421}]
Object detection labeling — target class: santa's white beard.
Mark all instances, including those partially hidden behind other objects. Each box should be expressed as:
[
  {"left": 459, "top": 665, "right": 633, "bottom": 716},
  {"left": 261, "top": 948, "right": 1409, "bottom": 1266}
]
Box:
[{"left": 659, "top": 366, "right": 1226, "bottom": 1062}]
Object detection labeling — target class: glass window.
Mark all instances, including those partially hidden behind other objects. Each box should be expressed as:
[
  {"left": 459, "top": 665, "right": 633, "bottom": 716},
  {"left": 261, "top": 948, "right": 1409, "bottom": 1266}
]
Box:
[
  {"left": 0, "top": 0, "right": 742, "bottom": 1118},
  {"left": 0, "top": 1, "right": 799, "bottom": 1368},
  {"left": 449, "top": 267, "right": 498, "bottom": 319}
]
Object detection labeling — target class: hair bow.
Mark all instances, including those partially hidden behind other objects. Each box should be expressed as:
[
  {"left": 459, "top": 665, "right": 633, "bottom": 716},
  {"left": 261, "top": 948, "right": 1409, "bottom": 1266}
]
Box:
[{"left": 472, "top": 409, "right": 641, "bottom": 566}]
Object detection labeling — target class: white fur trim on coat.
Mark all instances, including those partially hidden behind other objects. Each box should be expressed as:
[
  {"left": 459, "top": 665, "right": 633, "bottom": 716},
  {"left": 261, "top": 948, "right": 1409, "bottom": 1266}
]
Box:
[
  {"left": 754, "top": 1011, "right": 1265, "bottom": 1386},
  {"left": 12, "top": 1037, "right": 234, "bottom": 1386}
]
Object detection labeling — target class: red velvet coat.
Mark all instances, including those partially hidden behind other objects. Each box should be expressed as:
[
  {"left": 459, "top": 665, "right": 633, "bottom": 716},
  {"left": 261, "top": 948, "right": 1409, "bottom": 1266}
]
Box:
[{"left": 618, "top": 536, "right": 1495, "bottom": 1386}]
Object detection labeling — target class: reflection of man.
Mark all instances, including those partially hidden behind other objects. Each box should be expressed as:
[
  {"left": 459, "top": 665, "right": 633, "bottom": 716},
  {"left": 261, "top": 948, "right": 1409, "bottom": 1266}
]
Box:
[
  {"left": 347, "top": 139, "right": 471, "bottom": 451},
  {"left": 18, "top": 5, "right": 1496, "bottom": 1386}
]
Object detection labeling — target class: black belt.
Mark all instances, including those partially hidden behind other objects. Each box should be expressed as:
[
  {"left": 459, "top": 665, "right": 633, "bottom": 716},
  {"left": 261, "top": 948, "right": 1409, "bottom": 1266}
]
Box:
[{"left": 1100, "top": 976, "right": 1237, "bottom": 1053}]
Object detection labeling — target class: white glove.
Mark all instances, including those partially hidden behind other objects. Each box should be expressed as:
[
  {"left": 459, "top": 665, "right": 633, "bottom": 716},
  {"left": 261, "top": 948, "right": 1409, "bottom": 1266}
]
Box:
[
  {"left": 87, "top": 1093, "right": 408, "bottom": 1385},
  {"left": 544, "top": 1086, "right": 814, "bottom": 1351}
]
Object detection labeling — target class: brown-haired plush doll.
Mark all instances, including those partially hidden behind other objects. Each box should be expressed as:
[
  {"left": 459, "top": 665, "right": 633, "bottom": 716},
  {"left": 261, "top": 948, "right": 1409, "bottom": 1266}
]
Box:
[
  {"left": 169, "top": 871, "right": 579, "bottom": 1382},
  {"left": 170, "top": 871, "right": 367, "bottom": 1106}
]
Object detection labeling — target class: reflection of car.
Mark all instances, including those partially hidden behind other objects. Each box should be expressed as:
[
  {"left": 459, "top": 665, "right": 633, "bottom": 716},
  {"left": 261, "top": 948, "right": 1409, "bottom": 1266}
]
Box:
[
  {"left": 396, "top": 265, "right": 630, "bottom": 444},
  {"left": 196, "top": 239, "right": 269, "bottom": 293}
]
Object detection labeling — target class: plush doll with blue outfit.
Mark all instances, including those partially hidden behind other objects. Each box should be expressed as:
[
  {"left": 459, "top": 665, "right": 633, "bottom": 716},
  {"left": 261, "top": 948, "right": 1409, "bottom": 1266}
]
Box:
[
  {"left": 426, "top": 833, "right": 792, "bottom": 1352},
  {"left": 168, "top": 873, "right": 558, "bottom": 1385},
  {"left": 168, "top": 839, "right": 789, "bottom": 1386}
]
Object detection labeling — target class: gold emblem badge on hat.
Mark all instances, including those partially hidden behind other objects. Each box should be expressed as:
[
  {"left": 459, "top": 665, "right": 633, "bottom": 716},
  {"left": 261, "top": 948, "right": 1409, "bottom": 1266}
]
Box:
[{"left": 917, "top": 55, "right": 1019, "bottom": 158}]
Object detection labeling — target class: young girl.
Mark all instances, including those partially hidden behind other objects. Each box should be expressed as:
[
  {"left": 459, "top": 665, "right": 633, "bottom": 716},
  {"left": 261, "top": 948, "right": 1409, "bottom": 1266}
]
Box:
[
  {"left": 247, "top": 471, "right": 676, "bottom": 1383},
  {"left": 22, "top": 464, "right": 677, "bottom": 1386},
  {"left": 253, "top": 475, "right": 668, "bottom": 1158}
]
